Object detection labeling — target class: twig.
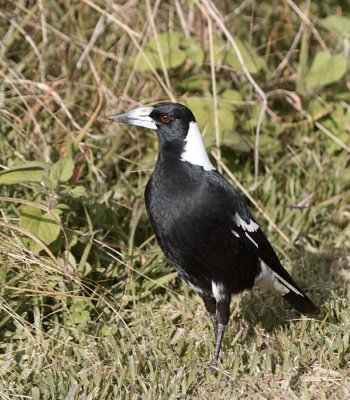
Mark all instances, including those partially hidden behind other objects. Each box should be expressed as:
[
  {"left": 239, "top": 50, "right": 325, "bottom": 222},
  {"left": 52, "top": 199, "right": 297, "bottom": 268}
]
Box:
[
  {"left": 145, "top": 0, "right": 174, "bottom": 96},
  {"left": 198, "top": 0, "right": 268, "bottom": 184},
  {"left": 76, "top": 15, "right": 106, "bottom": 70},
  {"left": 83, "top": 0, "right": 175, "bottom": 101},
  {"left": 0, "top": 10, "right": 45, "bottom": 83},
  {"left": 175, "top": 0, "right": 190, "bottom": 39},
  {"left": 285, "top": 0, "right": 329, "bottom": 53},
  {"left": 208, "top": 17, "right": 221, "bottom": 172},
  {"left": 286, "top": 97, "right": 350, "bottom": 154},
  {"left": 272, "top": 18, "right": 306, "bottom": 77}
]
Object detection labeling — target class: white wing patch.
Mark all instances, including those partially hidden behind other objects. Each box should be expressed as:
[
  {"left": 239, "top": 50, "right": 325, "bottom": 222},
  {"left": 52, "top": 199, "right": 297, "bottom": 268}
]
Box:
[
  {"left": 231, "top": 229, "right": 240, "bottom": 238},
  {"left": 212, "top": 281, "right": 226, "bottom": 302},
  {"left": 180, "top": 122, "right": 215, "bottom": 171},
  {"left": 255, "top": 259, "right": 304, "bottom": 297},
  {"left": 245, "top": 232, "right": 258, "bottom": 248},
  {"left": 234, "top": 213, "right": 259, "bottom": 232}
]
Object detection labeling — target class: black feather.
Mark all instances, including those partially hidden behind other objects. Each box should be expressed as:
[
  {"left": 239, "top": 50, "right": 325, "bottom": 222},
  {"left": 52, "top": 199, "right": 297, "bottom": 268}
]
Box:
[{"left": 283, "top": 292, "right": 319, "bottom": 314}]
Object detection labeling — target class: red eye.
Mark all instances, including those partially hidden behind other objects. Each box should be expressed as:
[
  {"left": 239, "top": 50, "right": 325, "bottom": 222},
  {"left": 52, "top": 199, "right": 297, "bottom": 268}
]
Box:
[{"left": 160, "top": 114, "right": 171, "bottom": 123}]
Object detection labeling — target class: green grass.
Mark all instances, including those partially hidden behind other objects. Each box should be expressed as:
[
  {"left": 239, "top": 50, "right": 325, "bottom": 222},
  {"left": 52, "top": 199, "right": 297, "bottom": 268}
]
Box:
[{"left": 1, "top": 1, "right": 350, "bottom": 398}]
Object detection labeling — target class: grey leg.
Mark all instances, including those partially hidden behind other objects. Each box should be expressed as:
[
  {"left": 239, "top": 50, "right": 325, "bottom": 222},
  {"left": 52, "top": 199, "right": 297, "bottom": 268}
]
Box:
[
  {"left": 211, "top": 298, "right": 230, "bottom": 368},
  {"left": 213, "top": 323, "right": 226, "bottom": 362}
]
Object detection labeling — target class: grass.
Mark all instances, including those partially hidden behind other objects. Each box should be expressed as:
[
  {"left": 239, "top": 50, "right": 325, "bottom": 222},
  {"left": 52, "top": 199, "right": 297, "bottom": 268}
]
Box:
[{"left": 0, "top": 0, "right": 350, "bottom": 398}]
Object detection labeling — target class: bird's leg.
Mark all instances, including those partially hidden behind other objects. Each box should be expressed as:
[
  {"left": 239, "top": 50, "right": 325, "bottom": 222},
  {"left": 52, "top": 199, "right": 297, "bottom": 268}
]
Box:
[
  {"left": 211, "top": 298, "right": 230, "bottom": 369},
  {"left": 211, "top": 313, "right": 218, "bottom": 342},
  {"left": 202, "top": 296, "right": 218, "bottom": 341},
  {"left": 213, "top": 323, "right": 226, "bottom": 362}
]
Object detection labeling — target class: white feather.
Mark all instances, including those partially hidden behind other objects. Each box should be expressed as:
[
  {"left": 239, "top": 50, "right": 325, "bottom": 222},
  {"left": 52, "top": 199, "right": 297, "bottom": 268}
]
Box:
[
  {"left": 180, "top": 122, "right": 215, "bottom": 171},
  {"left": 212, "top": 281, "right": 226, "bottom": 302},
  {"left": 245, "top": 232, "right": 258, "bottom": 248},
  {"left": 231, "top": 229, "right": 240, "bottom": 238},
  {"left": 255, "top": 259, "right": 304, "bottom": 296},
  {"left": 234, "top": 213, "right": 259, "bottom": 232}
]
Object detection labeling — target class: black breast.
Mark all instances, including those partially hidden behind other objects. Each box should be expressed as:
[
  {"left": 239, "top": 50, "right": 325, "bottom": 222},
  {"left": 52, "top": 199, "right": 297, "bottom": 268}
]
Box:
[{"left": 145, "top": 158, "right": 259, "bottom": 295}]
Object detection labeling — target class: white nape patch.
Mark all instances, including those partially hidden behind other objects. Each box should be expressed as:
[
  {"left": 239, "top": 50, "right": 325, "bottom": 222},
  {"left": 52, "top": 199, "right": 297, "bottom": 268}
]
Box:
[
  {"left": 255, "top": 260, "right": 304, "bottom": 297},
  {"left": 234, "top": 214, "right": 259, "bottom": 232},
  {"left": 180, "top": 122, "right": 215, "bottom": 171},
  {"left": 231, "top": 229, "right": 240, "bottom": 238},
  {"left": 245, "top": 232, "right": 258, "bottom": 248},
  {"left": 212, "top": 281, "right": 226, "bottom": 302}
]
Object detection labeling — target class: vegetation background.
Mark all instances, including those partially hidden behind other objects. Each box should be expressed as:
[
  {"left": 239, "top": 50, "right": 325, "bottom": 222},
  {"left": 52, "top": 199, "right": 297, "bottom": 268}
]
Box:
[{"left": 0, "top": 0, "right": 349, "bottom": 398}]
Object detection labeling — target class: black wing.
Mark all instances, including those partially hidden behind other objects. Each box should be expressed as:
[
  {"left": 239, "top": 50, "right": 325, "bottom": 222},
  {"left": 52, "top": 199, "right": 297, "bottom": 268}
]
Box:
[{"left": 207, "top": 171, "right": 318, "bottom": 314}]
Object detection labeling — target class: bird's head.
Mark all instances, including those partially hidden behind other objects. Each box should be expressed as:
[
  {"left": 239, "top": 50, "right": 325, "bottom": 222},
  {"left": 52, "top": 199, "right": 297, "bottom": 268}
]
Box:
[
  {"left": 108, "top": 102, "right": 215, "bottom": 171},
  {"left": 108, "top": 102, "right": 195, "bottom": 141}
]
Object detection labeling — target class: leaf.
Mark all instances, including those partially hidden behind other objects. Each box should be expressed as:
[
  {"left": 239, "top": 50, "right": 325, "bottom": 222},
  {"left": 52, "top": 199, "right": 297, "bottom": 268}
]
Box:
[
  {"left": 218, "top": 107, "right": 236, "bottom": 133},
  {"left": 20, "top": 205, "right": 61, "bottom": 253},
  {"left": 306, "top": 51, "right": 347, "bottom": 89},
  {"left": 221, "top": 89, "right": 243, "bottom": 103},
  {"left": 49, "top": 157, "right": 74, "bottom": 184},
  {"left": 177, "top": 75, "right": 209, "bottom": 91},
  {"left": 307, "top": 99, "right": 329, "bottom": 118},
  {"left": 70, "top": 300, "right": 91, "bottom": 327},
  {"left": 150, "top": 31, "right": 182, "bottom": 50},
  {"left": 71, "top": 310, "right": 90, "bottom": 327},
  {"left": 320, "top": 15, "right": 350, "bottom": 37},
  {"left": 226, "top": 37, "right": 266, "bottom": 74},
  {"left": 135, "top": 32, "right": 186, "bottom": 70},
  {"left": 69, "top": 185, "right": 87, "bottom": 198},
  {"left": 0, "top": 161, "right": 48, "bottom": 185},
  {"left": 213, "top": 38, "right": 226, "bottom": 63},
  {"left": 182, "top": 38, "right": 204, "bottom": 66},
  {"left": 165, "top": 49, "right": 186, "bottom": 69},
  {"left": 2, "top": 161, "right": 49, "bottom": 171}
]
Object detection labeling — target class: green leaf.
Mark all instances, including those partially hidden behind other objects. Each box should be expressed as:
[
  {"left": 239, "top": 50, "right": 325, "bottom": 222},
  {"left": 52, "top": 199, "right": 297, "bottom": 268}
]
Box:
[
  {"left": 226, "top": 37, "right": 266, "bottom": 74},
  {"left": 221, "top": 89, "right": 243, "bottom": 103},
  {"left": 20, "top": 205, "right": 61, "bottom": 252},
  {"left": 0, "top": 161, "right": 48, "bottom": 185},
  {"left": 135, "top": 32, "right": 186, "bottom": 70},
  {"left": 320, "top": 15, "right": 350, "bottom": 37},
  {"left": 182, "top": 38, "right": 204, "bottom": 66},
  {"left": 71, "top": 310, "right": 90, "bottom": 327},
  {"left": 213, "top": 38, "right": 226, "bottom": 63},
  {"left": 218, "top": 107, "right": 235, "bottom": 133},
  {"left": 307, "top": 99, "right": 329, "bottom": 118},
  {"left": 49, "top": 157, "right": 74, "bottom": 184},
  {"left": 165, "top": 49, "right": 186, "bottom": 69},
  {"left": 3, "top": 161, "right": 49, "bottom": 171},
  {"left": 69, "top": 185, "right": 87, "bottom": 198},
  {"left": 149, "top": 31, "right": 182, "bottom": 51},
  {"left": 177, "top": 75, "right": 209, "bottom": 91},
  {"left": 306, "top": 51, "right": 347, "bottom": 89}
]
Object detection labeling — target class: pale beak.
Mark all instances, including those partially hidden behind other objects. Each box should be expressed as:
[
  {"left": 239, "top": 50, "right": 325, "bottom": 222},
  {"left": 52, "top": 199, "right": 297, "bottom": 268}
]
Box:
[{"left": 108, "top": 107, "right": 156, "bottom": 130}]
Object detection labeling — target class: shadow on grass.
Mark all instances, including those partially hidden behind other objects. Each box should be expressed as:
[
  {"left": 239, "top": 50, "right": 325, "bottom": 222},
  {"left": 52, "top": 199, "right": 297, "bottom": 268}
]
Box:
[{"left": 235, "top": 248, "right": 347, "bottom": 334}]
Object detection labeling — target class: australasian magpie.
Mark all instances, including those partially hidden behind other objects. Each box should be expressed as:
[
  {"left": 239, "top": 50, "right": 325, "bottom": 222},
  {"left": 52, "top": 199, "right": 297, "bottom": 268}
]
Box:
[{"left": 108, "top": 102, "right": 318, "bottom": 366}]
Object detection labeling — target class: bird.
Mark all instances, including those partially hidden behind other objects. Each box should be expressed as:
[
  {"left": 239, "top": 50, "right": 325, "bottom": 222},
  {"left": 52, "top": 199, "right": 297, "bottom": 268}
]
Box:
[{"left": 108, "top": 102, "right": 318, "bottom": 367}]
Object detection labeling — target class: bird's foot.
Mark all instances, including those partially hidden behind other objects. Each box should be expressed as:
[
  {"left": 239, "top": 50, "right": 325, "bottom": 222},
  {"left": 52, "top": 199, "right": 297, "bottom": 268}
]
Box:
[{"left": 210, "top": 359, "right": 219, "bottom": 375}]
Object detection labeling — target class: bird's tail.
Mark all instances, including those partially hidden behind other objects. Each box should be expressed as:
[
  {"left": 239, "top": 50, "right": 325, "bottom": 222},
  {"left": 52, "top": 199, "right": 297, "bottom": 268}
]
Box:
[{"left": 283, "top": 292, "right": 319, "bottom": 314}]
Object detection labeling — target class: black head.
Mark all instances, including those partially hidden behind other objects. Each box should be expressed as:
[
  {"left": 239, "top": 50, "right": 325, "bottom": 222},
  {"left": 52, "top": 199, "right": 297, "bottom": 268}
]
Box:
[
  {"left": 108, "top": 102, "right": 196, "bottom": 142},
  {"left": 108, "top": 102, "right": 215, "bottom": 170}
]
